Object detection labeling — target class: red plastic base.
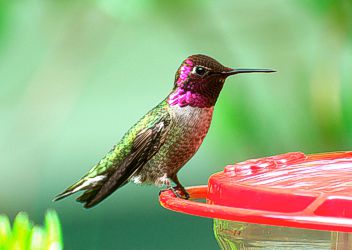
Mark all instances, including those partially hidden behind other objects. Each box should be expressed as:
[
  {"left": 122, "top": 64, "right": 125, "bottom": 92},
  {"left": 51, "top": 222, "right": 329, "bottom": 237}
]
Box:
[{"left": 159, "top": 152, "right": 352, "bottom": 232}]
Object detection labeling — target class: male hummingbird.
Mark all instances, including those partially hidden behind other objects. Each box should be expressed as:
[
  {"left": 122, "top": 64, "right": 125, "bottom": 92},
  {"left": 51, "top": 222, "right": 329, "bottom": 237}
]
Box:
[{"left": 54, "top": 54, "right": 275, "bottom": 208}]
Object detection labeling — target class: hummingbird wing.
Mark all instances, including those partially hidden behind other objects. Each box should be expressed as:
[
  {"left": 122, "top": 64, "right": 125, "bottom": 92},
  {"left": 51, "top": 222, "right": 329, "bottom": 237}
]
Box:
[
  {"left": 84, "top": 118, "right": 170, "bottom": 208},
  {"left": 54, "top": 101, "right": 171, "bottom": 208}
]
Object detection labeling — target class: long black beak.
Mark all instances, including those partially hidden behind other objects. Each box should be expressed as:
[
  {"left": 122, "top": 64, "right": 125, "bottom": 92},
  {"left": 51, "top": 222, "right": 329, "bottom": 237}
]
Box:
[{"left": 222, "top": 68, "right": 276, "bottom": 76}]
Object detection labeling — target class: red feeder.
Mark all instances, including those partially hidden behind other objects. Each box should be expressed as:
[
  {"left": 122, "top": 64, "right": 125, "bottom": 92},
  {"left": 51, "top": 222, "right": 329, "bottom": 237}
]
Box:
[{"left": 159, "top": 151, "right": 352, "bottom": 249}]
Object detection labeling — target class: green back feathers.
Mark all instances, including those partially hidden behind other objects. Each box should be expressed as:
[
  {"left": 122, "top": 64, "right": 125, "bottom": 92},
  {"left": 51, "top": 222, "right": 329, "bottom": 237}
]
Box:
[
  {"left": 54, "top": 100, "right": 171, "bottom": 205},
  {"left": 85, "top": 100, "right": 170, "bottom": 179}
]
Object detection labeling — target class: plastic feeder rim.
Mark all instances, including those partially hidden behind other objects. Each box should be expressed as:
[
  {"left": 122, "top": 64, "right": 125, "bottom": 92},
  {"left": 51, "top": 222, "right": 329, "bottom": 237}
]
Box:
[{"left": 159, "top": 151, "right": 352, "bottom": 232}]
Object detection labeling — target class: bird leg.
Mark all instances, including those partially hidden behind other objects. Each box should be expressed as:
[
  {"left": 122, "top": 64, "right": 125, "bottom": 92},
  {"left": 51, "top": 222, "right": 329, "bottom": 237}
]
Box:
[{"left": 169, "top": 174, "right": 190, "bottom": 199}]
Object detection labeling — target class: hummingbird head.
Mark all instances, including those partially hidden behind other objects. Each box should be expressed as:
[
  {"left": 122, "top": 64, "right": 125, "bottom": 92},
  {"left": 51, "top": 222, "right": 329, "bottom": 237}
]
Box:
[{"left": 168, "top": 54, "right": 275, "bottom": 108}]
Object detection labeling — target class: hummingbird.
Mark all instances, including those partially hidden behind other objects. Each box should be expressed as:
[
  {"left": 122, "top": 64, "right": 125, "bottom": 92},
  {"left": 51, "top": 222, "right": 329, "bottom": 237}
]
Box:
[{"left": 54, "top": 54, "right": 275, "bottom": 208}]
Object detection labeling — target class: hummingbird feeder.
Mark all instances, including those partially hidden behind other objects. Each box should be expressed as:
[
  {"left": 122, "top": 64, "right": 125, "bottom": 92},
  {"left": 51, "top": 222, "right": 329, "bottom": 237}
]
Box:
[{"left": 159, "top": 151, "right": 352, "bottom": 249}]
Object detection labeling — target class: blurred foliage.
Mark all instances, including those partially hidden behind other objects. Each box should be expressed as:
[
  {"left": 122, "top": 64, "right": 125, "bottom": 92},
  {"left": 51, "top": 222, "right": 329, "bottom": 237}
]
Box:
[
  {"left": 0, "top": 210, "right": 63, "bottom": 250},
  {"left": 0, "top": 0, "right": 351, "bottom": 249}
]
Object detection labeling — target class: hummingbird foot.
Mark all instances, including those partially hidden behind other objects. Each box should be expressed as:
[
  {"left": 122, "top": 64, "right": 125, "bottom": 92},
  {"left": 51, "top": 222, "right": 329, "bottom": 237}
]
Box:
[
  {"left": 170, "top": 186, "right": 190, "bottom": 199},
  {"left": 158, "top": 186, "right": 190, "bottom": 199},
  {"left": 168, "top": 174, "right": 190, "bottom": 199}
]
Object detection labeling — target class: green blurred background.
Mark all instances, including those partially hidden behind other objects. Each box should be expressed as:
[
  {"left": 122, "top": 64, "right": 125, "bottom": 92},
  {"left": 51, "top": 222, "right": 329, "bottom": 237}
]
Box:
[{"left": 1, "top": 0, "right": 351, "bottom": 249}]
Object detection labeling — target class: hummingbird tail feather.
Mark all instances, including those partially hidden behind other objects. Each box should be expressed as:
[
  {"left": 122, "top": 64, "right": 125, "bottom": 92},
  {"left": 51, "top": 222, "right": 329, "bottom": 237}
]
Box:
[
  {"left": 81, "top": 180, "right": 128, "bottom": 208},
  {"left": 76, "top": 189, "right": 99, "bottom": 203},
  {"left": 53, "top": 187, "right": 80, "bottom": 201},
  {"left": 53, "top": 175, "right": 106, "bottom": 202}
]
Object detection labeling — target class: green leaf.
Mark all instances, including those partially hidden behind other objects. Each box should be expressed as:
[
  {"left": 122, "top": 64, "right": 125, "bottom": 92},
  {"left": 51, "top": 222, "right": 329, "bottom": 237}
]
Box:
[
  {"left": 44, "top": 210, "right": 63, "bottom": 250},
  {"left": 0, "top": 214, "right": 11, "bottom": 249},
  {"left": 12, "top": 212, "right": 33, "bottom": 250},
  {"left": 0, "top": 210, "right": 63, "bottom": 250},
  {"left": 29, "top": 226, "right": 46, "bottom": 250}
]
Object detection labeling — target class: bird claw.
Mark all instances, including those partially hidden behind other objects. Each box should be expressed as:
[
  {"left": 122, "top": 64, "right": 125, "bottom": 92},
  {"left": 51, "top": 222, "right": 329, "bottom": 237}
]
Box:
[
  {"left": 170, "top": 186, "right": 190, "bottom": 199},
  {"left": 159, "top": 186, "right": 190, "bottom": 199}
]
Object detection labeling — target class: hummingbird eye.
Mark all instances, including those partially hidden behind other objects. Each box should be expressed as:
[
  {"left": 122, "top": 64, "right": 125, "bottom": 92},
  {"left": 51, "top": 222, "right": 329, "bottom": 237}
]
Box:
[{"left": 193, "top": 66, "right": 207, "bottom": 76}]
